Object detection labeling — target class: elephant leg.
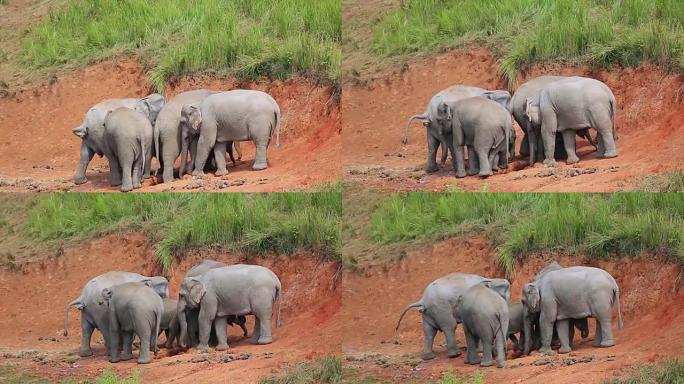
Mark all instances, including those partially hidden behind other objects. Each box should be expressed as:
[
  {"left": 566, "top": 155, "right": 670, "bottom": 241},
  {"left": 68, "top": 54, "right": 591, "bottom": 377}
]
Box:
[
  {"left": 214, "top": 316, "right": 229, "bottom": 351},
  {"left": 78, "top": 317, "right": 95, "bottom": 357},
  {"left": 480, "top": 336, "right": 494, "bottom": 367},
  {"left": 596, "top": 116, "right": 617, "bottom": 158},
  {"left": 453, "top": 144, "right": 467, "bottom": 178},
  {"left": 568, "top": 320, "right": 576, "bottom": 349},
  {"left": 476, "top": 148, "right": 493, "bottom": 177},
  {"left": 540, "top": 111, "right": 558, "bottom": 166},
  {"left": 420, "top": 319, "right": 438, "bottom": 360},
  {"left": 466, "top": 145, "right": 479, "bottom": 176},
  {"left": 556, "top": 319, "right": 572, "bottom": 354},
  {"left": 109, "top": 330, "right": 121, "bottom": 363},
  {"left": 252, "top": 137, "right": 269, "bottom": 170},
  {"left": 250, "top": 318, "right": 261, "bottom": 345},
  {"left": 74, "top": 143, "right": 95, "bottom": 184},
  {"left": 162, "top": 150, "right": 177, "bottom": 184},
  {"left": 439, "top": 140, "right": 448, "bottom": 166},
  {"left": 121, "top": 332, "right": 134, "bottom": 361},
  {"left": 489, "top": 151, "right": 499, "bottom": 172},
  {"left": 463, "top": 325, "right": 481, "bottom": 365},
  {"left": 561, "top": 131, "right": 579, "bottom": 164},
  {"left": 107, "top": 157, "right": 122, "bottom": 187},
  {"left": 143, "top": 143, "right": 152, "bottom": 179},
  {"left": 593, "top": 320, "right": 603, "bottom": 347},
  {"left": 527, "top": 124, "right": 538, "bottom": 166},
  {"left": 197, "top": 311, "right": 214, "bottom": 352},
  {"left": 213, "top": 142, "right": 228, "bottom": 176},
  {"left": 132, "top": 156, "right": 143, "bottom": 189},
  {"left": 444, "top": 324, "right": 462, "bottom": 358},
  {"left": 539, "top": 309, "right": 556, "bottom": 354},
  {"left": 189, "top": 139, "right": 198, "bottom": 174},
  {"left": 120, "top": 159, "right": 134, "bottom": 192},
  {"left": 255, "top": 313, "right": 273, "bottom": 345},
  {"left": 137, "top": 328, "right": 152, "bottom": 364},
  {"left": 597, "top": 315, "right": 616, "bottom": 347},
  {"left": 425, "top": 131, "right": 440, "bottom": 173},
  {"left": 496, "top": 332, "right": 506, "bottom": 368}
]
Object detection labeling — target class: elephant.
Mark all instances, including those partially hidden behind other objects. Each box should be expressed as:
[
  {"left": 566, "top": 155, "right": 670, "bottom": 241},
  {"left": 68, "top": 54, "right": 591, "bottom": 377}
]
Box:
[
  {"left": 177, "top": 264, "right": 282, "bottom": 352},
  {"left": 523, "top": 76, "right": 617, "bottom": 166},
  {"left": 101, "top": 282, "right": 163, "bottom": 364},
  {"left": 510, "top": 76, "right": 597, "bottom": 164},
  {"left": 72, "top": 94, "right": 165, "bottom": 184},
  {"left": 395, "top": 273, "right": 510, "bottom": 360},
  {"left": 403, "top": 85, "right": 512, "bottom": 173},
  {"left": 63, "top": 272, "right": 169, "bottom": 357},
  {"left": 188, "top": 90, "right": 281, "bottom": 178},
  {"left": 102, "top": 107, "right": 153, "bottom": 192},
  {"left": 522, "top": 266, "right": 624, "bottom": 355},
  {"left": 159, "top": 298, "right": 180, "bottom": 348},
  {"left": 154, "top": 89, "right": 216, "bottom": 183},
  {"left": 446, "top": 97, "right": 513, "bottom": 178},
  {"left": 453, "top": 283, "right": 509, "bottom": 368}
]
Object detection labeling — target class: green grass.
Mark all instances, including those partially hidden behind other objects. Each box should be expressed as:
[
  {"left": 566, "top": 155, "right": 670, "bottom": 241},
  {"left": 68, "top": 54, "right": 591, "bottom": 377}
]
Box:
[
  {"left": 370, "top": 193, "right": 684, "bottom": 275},
  {"left": 258, "top": 356, "right": 342, "bottom": 384},
  {"left": 636, "top": 170, "right": 684, "bottom": 192},
  {"left": 20, "top": 0, "right": 340, "bottom": 91},
  {"left": 437, "top": 371, "right": 485, "bottom": 384},
  {"left": 604, "top": 359, "right": 684, "bottom": 384},
  {"left": 372, "top": 0, "right": 684, "bottom": 87},
  {"left": 23, "top": 190, "right": 341, "bottom": 272},
  {"left": 0, "top": 366, "right": 139, "bottom": 384}
]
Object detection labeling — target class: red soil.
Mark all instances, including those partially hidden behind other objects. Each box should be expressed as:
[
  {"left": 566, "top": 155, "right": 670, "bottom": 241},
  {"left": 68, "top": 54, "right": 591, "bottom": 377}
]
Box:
[
  {"left": 343, "top": 48, "right": 684, "bottom": 191},
  {"left": 0, "top": 59, "right": 341, "bottom": 192},
  {"left": 0, "top": 233, "right": 341, "bottom": 383}
]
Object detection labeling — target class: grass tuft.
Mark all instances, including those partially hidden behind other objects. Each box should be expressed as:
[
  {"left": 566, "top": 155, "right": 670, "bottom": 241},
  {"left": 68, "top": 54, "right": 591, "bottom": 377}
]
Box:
[
  {"left": 604, "top": 359, "right": 684, "bottom": 384},
  {"left": 258, "top": 356, "right": 342, "bottom": 384}
]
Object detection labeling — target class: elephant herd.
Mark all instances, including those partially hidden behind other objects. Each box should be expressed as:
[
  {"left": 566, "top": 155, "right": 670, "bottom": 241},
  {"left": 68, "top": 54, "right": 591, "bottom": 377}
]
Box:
[
  {"left": 72, "top": 89, "right": 281, "bottom": 191},
  {"left": 396, "top": 261, "right": 623, "bottom": 368},
  {"left": 64, "top": 260, "right": 282, "bottom": 364},
  {"left": 404, "top": 76, "right": 618, "bottom": 177}
]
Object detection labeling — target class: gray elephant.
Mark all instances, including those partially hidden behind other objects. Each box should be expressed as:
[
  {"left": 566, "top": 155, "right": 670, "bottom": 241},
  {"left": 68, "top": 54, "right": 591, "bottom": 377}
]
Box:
[
  {"left": 155, "top": 89, "right": 217, "bottom": 183},
  {"left": 403, "top": 85, "right": 512, "bottom": 173},
  {"left": 446, "top": 97, "right": 512, "bottom": 178},
  {"left": 453, "top": 283, "right": 509, "bottom": 368},
  {"left": 396, "top": 273, "right": 510, "bottom": 360},
  {"left": 522, "top": 266, "right": 624, "bottom": 355},
  {"left": 72, "top": 94, "right": 165, "bottom": 184},
  {"left": 177, "top": 264, "right": 282, "bottom": 352},
  {"left": 188, "top": 90, "right": 281, "bottom": 178},
  {"left": 159, "top": 298, "right": 180, "bottom": 348},
  {"left": 64, "top": 272, "right": 169, "bottom": 357},
  {"left": 524, "top": 76, "right": 617, "bottom": 166},
  {"left": 102, "top": 107, "right": 153, "bottom": 192},
  {"left": 101, "top": 282, "right": 163, "bottom": 364}
]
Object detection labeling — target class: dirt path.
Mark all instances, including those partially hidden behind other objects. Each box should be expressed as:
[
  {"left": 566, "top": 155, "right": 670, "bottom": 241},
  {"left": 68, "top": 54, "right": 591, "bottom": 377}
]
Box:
[
  {"left": 0, "top": 233, "right": 341, "bottom": 383},
  {"left": 340, "top": 236, "right": 684, "bottom": 383},
  {"left": 343, "top": 48, "right": 684, "bottom": 192},
  {"left": 0, "top": 59, "right": 341, "bottom": 192}
]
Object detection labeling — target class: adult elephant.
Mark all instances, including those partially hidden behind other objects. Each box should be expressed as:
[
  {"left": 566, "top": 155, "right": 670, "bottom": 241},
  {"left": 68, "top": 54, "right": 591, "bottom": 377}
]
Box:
[
  {"left": 154, "top": 89, "right": 216, "bottom": 183},
  {"left": 63, "top": 272, "right": 169, "bottom": 357},
  {"left": 395, "top": 273, "right": 510, "bottom": 360},
  {"left": 403, "top": 85, "right": 512, "bottom": 173},
  {"left": 102, "top": 108, "right": 153, "bottom": 191},
  {"left": 72, "top": 94, "right": 165, "bottom": 184},
  {"left": 524, "top": 76, "right": 617, "bottom": 166},
  {"left": 186, "top": 90, "right": 281, "bottom": 178},
  {"left": 177, "top": 264, "right": 282, "bottom": 351},
  {"left": 522, "top": 266, "right": 623, "bottom": 355}
]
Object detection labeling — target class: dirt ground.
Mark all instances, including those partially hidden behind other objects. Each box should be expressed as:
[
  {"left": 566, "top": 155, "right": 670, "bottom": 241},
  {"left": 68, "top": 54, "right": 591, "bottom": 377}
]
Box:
[
  {"left": 0, "top": 59, "right": 341, "bottom": 192},
  {"left": 0, "top": 233, "right": 342, "bottom": 383},
  {"left": 340, "top": 236, "right": 684, "bottom": 383},
  {"left": 342, "top": 48, "right": 684, "bottom": 192}
]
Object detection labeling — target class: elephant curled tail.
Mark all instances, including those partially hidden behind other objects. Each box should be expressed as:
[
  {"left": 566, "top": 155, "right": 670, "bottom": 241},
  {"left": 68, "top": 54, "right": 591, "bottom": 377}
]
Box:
[
  {"left": 395, "top": 301, "right": 425, "bottom": 331},
  {"left": 614, "top": 288, "right": 624, "bottom": 330},
  {"left": 63, "top": 298, "right": 84, "bottom": 337},
  {"left": 403, "top": 113, "right": 429, "bottom": 145}
]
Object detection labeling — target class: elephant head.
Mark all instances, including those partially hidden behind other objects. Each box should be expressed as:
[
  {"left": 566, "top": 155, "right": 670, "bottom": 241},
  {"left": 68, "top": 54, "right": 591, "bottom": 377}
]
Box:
[
  {"left": 523, "top": 96, "right": 541, "bottom": 125},
  {"left": 143, "top": 276, "right": 170, "bottom": 299},
  {"left": 482, "top": 278, "right": 511, "bottom": 302},
  {"left": 521, "top": 283, "right": 541, "bottom": 354},
  {"left": 482, "top": 90, "right": 512, "bottom": 111},
  {"left": 177, "top": 104, "right": 203, "bottom": 176},
  {"left": 101, "top": 287, "right": 113, "bottom": 306},
  {"left": 134, "top": 93, "right": 166, "bottom": 125},
  {"left": 177, "top": 277, "right": 206, "bottom": 347}
]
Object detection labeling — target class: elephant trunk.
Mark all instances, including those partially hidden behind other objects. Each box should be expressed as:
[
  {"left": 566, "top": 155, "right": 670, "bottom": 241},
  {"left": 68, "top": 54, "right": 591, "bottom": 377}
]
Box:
[
  {"left": 395, "top": 302, "right": 424, "bottom": 331},
  {"left": 522, "top": 312, "right": 532, "bottom": 355},
  {"left": 63, "top": 298, "right": 83, "bottom": 337},
  {"left": 403, "top": 113, "right": 428, "bottom": 145},
  {"left": 178, "top": 302, "right": 188, "bottom": 348},
  {"left": 179, "top": 140, "right": 188, "bottom": 177}
]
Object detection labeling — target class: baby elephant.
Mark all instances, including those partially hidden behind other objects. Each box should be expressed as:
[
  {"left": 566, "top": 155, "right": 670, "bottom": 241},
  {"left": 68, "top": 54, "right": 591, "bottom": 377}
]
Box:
[
  {"left": 102, "top": 282, "right": 163, "bottom": 364},
  {"left": 454, "top": 283, "right": 509, "bottom": 368},
  {"left": 103, "top": 108, "right": 153, "bottom": 192}
]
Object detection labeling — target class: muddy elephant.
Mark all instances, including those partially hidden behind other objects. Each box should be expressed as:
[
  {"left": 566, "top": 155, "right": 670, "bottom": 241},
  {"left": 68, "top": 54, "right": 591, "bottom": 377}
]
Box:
[
  {"left": 64, "top": 272, "right": 169, "bottom": 357},
  {"left": 72, "top": 94, "right": 164, "bottom": 184},
  {"left": 395, "top": 273, "right": 510, "bottom": 360},
  {"left": 160, "top": 298, "right": 180, "bottom": 348},
  {"left": 102, "top": 107, "right": 153, "bottom": 191},
  {"left": 453, "top": 283, "right": 509, "bottom": 368},
  {"left": 524, "top": 76, "right": 617, "bottom": 166},
  {"left": 403, "top": 85, "right": 512, "bottom": 173},
  {"left": 189, "top": 90, "right": 281, "bottom": 178},
  {"left": 177, "top": 264, "right": 282, "bottom": 351},
  {"left": 522, "top": 266, "right": 624, "bottom": 355},
  {"left": 154, "top": 89, "right": 217, "bottom": 183},
  {"left": 446, "top": 97, "right": 512, "bottom": 178},
  {"left": 101, "top": 282, "right": 163, "bottom": 364}
]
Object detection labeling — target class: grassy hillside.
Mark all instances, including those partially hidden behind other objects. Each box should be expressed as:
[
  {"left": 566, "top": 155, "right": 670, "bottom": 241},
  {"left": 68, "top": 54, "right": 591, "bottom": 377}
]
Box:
[
  {"left": 17, "top": 0, "right": 340, "bottom": 91},
  {"left": 4, "top": 190, "right": 341, "bottom": 271},
  {"left": 370, "top": 0, "right": 684, "bottom": 86}
]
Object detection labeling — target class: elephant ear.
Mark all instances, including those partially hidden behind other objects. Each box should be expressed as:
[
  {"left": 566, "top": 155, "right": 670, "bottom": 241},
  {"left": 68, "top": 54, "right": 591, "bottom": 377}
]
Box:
[
  {"left": 189, "top": 280, "right": 206, "bottom": 305},
  {"left": 101, "top": 288, "right": 113, "bottom": 306},
  {"left": 524, "top": 283, "right": 540, "bottom": 311},
  {"left": 437, "top": 102, "right": 451, "bottom": 121}
]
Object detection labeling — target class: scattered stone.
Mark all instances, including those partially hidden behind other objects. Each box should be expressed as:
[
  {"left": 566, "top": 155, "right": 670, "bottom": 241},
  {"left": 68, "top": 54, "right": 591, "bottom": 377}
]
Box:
[
  {"left": 190, "top": 355, "right": 210, "bottom": 363},
  {"left": 184, "top": 182, "right": 203, "bottom": 190},
  {"left": 536, "top": 169, "right": 556, "bottom": 178},
  {"left": 32, "top": 164, "right": 53, "bottom": 170},
  {"left": 533, "top": 357, "right": 554, "bottom": 366}
]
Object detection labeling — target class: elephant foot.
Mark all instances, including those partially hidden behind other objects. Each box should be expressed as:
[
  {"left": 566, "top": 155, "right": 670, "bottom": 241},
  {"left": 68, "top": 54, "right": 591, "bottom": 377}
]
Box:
[
  {"left": 78, "top": 349, "right": 93, "bottom": 357},
  {"left": 215, "top": 169, "right": 228, "bottom": 176},
  {"left": 215, "top": 344, "right": 229, "bottom": 351},
  {"left": 466, "top": 169, "right": 479, "bottom": 176},
  {"left": 121, "top": 186, "right": 132, "bottom": 192},
  {"left": 252, "top": 162, "right": 268, "bottom": 171},
  {"left": 133, "top": 182, "right": 142, "bottom": 189},
  {"left": 257, "top": 336, "right": 273, "bottom": 345},
  {"left": 137, "top": 356, "right": 152, "bottom": 364},
  {"left": 465, "top": 357, "right": 481, "bottom": 365},
  {"left": 196, "top": 344, "right": 211, "bottom": 353},
  {"left": 602, "top": 151, "right": 618, "bottom": 158},
  {"left": 421, "top": 351, "right": 437, "bottom": 360},
  {"left": 120, "top": 352, "right": 134, "bottom": 361},
  {"left": 497, "top": 360, "right": 506, "bottom": 369},
  {"left": 109, "top": 357, "right": 120, "bottom": 363},
  {"left": 566, "top": 155, "right": 580, "bottom": 164},
  {"left": 478, "top": 170, "right": 493, "bottom": 178},
  {"left": 192, "top": 170, "right": 206, "bottom": 179},
  {"left": 599, "top": 340, "right": 615, "bottom": 348},
  {"left": 425, "top": 164, "right": 440, "bottom": 174},
  {"left": 480, "top": 360, "right": 494, "bottom": 367},
  {"left": 446, "top": 349, "right": 462, "bottom": 358},
  {"left": 74, "top": 176, "right": 88, "bottom": 185},
  {"left": 539, "top": 348, "right": 555, "bottom": 356},
  {"left": 455, "top": 171, "right": 467, "bottom": 178},
  {"left": 543, "top": 159, "right": 557, "bottom": 167},
  {"left": 111, "top": 180, "right": 122, "bottom": 187},
  {"left": 558, "top": 346, "right": 572, "bottom": 354}
]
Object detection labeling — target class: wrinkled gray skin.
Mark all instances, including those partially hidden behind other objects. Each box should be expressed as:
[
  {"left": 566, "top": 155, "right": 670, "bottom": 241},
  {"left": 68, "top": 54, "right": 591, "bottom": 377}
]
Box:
[
  {"left": 522, "top": 266, "right": 624, "bottom": 355},
  {"left": 102, "top": 108, "right": 153, "bottom": 192},
  {"left": 190, "top": 90, "right": 281, "bottom": 178},
  {"left": 160, "top": 298, "right": 180, "bottom": 348},
  {"left": 63, "top": 272, "right": 169, "bottom": 358},
  {"left": 524, "top": 76, "right": 617, "bottom": 166},
  {"left": 396, "top": 273, "right": 510, "bottom": 360},
  {"left": 155, "top": 90, "right": 216, "bottom": 183},
  {"left": 102, "top": 282, "right": 163, "bottom": 364},
  {"left": 447, "top": 97, "right": 512, "bottom": 178},
  {"left": 178, "top": 264, "right": 282, "bottom": 352},
  {"left": 507, "top": 302, "right": 524, "bottom": 351},
  {"left": 511, "top": 76, "right": 597, "bottom": 165},
  {"left": 403, "top": 85, "right": 512, "bottom": 173},
  {"left": 453, "top": 283, "right": 509, "bottom": 368},
  {"left": 72, "top": 94, "right": 164, "bottom": 184},
  {"left": 177, "top": 103, "right": 241, "bottom": 177}
]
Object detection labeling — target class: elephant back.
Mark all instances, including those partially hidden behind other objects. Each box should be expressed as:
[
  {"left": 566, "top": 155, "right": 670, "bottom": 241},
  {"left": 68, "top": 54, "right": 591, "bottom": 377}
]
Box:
[{"left": 81, "top": 271, "right": 146, "bottom": 306}]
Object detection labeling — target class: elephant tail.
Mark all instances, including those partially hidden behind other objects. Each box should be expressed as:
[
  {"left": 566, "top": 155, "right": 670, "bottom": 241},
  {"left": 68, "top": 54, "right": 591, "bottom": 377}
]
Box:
[
  {"left": 64, "top": 298, "right": 84, "bottom": 337},
  {"left": 614, "top": 287, "right": 624, "bottom": 330},
  {"left": 275, "top": 283, "right": 283, "bottom": 328},
  {"left": 609, "top": 93, "right": 618, "bottom": 141},
  {"left": 153, "top": 123, "right": 161, "bottom": 176},
  {"left": 403, "top": 113, "right": 429, "bottom": 145},
  {"left": 273, "top": 108, "right": 281, "bottom": 148},
  {"left": 396, "top": 301, "right": 424, "bottom": 331},
  {"left": 153, "top": 308, "right": 161, "bottom": 354}
]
